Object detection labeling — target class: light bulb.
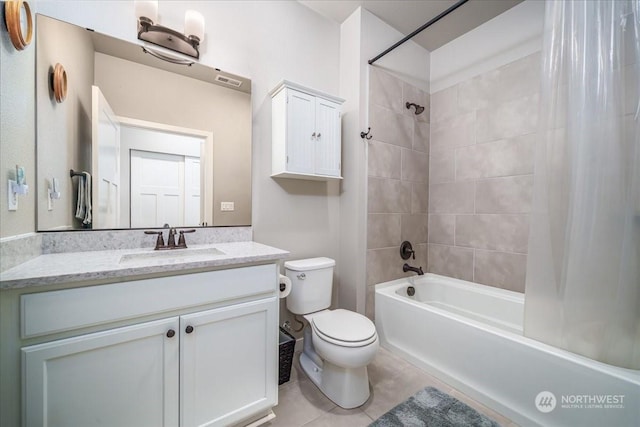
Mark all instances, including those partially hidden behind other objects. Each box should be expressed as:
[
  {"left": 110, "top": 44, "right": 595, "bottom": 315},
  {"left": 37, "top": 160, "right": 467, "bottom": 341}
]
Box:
[
  {"left": 135, "top": 0, "right": 158, "bottom": 23},
  {"left": 185, "top": 10, "right": 204, "bottom": 41}
]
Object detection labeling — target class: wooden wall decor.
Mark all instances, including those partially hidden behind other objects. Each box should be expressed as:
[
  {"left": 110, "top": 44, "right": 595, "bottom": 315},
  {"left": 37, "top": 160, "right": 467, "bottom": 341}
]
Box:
[
  {"left": 4, "top": 1, "right": 33, "bottom": 51},
  {"left": 52, "top": 63, "right": 68, "bottom": 103}
]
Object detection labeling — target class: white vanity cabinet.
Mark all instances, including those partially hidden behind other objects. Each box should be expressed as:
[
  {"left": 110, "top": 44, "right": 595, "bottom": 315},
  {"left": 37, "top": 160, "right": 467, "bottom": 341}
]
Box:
[
  {"left": 270, "top": 80, "right": 344, "bottom": 181},
  {"left": 20, "top": 264, "right": 279, "bottom": 427},
  {"left": 181, "top": 299, "right": 276, "bottom": 426},
  {"left": 23, "top": 317, "right": 180, "bottom": 426}
]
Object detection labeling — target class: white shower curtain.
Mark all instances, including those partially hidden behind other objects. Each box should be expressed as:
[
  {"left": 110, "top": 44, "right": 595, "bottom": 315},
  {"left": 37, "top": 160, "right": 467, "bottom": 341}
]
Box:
[{"left": 524, "top": 0, "right": 640, "bottom": 369}]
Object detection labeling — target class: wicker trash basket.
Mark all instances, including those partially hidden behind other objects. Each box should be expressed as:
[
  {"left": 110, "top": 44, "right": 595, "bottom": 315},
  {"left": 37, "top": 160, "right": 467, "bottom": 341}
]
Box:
[{"left": 278, "top": 327, "right": 295, "bottom": 385}]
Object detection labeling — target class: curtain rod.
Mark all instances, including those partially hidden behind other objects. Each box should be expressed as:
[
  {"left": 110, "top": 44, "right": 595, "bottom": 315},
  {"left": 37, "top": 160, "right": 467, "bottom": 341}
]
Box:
[{"left": 368, "top": 0, "right": 470, "bottom": 65}]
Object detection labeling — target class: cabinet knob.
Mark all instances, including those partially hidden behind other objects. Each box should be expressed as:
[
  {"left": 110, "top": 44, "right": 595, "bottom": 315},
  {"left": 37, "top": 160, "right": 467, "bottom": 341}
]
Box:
[
  {"left": 166, "top": 329, "right": 175, "bottom": 338},
  {"left": 317, "top": 133, "right": 321, "bottom": 138},
  {"left": 185, "top": 325, "right": 194, "bottom": 334},
  {"left": 311, "top": 132, "right": 316, "bottom": 138}
]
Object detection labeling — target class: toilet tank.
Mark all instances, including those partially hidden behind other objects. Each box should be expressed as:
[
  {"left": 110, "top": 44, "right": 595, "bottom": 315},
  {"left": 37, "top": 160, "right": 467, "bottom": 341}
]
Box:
[{"left": 285, "top": 257, "right": 335, "bottom": 315}]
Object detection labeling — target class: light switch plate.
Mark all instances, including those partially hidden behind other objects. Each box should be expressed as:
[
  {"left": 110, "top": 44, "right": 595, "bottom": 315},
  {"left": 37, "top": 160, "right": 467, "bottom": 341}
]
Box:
[
  {"left": 7, "top": 180, "right": 17, "bottom": 211},
  {"left": 220, "top": 202, "right": 235, "bottom": 211}
]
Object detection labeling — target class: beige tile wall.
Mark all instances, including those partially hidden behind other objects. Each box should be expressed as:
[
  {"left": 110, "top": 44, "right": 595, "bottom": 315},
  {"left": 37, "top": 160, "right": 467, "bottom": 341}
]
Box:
[
  {"left": 428, "top": 53, "right": 541, "bottom": 293},
  {"left": 366, "top": 68, "right": 430, "bottom": 319}
]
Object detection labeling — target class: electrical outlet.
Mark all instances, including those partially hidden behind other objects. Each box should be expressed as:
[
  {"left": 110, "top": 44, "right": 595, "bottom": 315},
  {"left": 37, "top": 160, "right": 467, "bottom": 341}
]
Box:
[
  {"left": 7, "top": 180, "right": 18, "bottom": 211},
  {"left": 221, "top": 202, "right": 235, "bottom": 211}
]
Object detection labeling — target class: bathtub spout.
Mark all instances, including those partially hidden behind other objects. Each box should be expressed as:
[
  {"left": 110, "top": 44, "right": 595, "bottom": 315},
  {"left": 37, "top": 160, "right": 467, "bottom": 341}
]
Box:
[{"left": 403, "top": 263, "right": 424, "bottom": 275}]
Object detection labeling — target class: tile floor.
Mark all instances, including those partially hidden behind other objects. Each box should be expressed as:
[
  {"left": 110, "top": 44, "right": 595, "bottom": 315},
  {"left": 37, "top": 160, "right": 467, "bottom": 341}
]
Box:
[{"left": 266, "top": 347, "right": 517, "bottom": 427}]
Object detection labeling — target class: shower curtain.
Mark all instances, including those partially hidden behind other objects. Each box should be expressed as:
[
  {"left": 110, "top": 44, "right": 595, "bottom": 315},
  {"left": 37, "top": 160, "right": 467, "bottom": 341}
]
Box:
[{"left": 524, "top": 0, "right": 640, "bottom": 369}]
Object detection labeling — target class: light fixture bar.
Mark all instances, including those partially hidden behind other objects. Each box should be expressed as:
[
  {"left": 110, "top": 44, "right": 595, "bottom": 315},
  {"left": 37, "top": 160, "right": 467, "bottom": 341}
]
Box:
[{"left": 138, "top": 21, "right": 200, "bottom": 59}]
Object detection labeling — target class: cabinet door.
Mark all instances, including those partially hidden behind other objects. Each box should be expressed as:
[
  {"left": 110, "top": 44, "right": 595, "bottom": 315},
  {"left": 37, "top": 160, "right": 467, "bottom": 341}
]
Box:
[
  {"left": 286, "top": 89, "right": 316, "bottom": 174},
  {"left": 314, "top": 97, "right": 342, "bottom": 177},
  {"left": 22, "top": 317, "right": 179, "bottom": 427},
  {"left": 180, "top": 297, "right": 278, "bottom": 427}
]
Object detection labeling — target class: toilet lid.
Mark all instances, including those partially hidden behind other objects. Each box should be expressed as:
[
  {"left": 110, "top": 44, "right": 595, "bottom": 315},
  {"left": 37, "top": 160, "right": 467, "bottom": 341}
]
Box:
[{"left": 311, "top": 309, "right": 377, "bottom": 343}]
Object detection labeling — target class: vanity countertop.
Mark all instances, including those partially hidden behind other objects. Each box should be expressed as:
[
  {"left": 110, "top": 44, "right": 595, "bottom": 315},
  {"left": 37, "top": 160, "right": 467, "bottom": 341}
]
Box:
[{"left": 0, "top": 241, "right": 289, "bottom": 290}]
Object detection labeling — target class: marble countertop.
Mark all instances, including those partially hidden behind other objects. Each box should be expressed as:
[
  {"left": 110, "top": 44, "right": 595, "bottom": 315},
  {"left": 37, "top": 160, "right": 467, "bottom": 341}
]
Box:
[{"left": 0, "top": 242, "right": 289, "bottom": 290}]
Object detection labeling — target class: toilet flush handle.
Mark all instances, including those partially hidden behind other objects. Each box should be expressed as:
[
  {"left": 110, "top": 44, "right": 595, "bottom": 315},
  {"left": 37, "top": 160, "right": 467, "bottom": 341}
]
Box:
[{"left": 297, "top": 273, "right": 306, "bottom": 280}]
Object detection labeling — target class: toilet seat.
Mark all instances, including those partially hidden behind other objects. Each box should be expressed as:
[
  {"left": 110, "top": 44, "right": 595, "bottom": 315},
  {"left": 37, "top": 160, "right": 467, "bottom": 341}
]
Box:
[{"left": 310, "top": 309, "right": 377, "bottom": 348}]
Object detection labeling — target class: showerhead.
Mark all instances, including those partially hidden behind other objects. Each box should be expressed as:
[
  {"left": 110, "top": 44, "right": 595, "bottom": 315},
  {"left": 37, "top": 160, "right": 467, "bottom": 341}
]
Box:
[{"left": 406, "top": 102, "right": 425, "bottom": 115}]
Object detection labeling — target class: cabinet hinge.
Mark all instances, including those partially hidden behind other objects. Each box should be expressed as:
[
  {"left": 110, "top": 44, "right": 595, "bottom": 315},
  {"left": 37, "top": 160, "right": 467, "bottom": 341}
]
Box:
[{"left": 286, "top": 156, "right": 289, "bottom": 163}]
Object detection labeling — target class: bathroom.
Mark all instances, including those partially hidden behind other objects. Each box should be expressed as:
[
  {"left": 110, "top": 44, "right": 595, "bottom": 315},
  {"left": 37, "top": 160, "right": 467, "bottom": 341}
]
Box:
[{"left": 1, "top": 0, "right": 638, "bottom": 426}]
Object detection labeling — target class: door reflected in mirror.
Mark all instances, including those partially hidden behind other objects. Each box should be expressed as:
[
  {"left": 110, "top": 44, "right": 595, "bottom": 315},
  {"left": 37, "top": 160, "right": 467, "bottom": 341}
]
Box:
[
  {"left": 36, "top": 14, "right": 251, "bottom": 231},
  {"left": 120, "top": 118, "right": 213, "bottom": 228}
]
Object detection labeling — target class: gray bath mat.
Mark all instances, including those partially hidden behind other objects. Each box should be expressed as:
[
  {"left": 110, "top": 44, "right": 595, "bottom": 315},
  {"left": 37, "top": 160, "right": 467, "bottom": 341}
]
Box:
[{"left": 369, "top": 386, "right": 500, "bottom": 427}]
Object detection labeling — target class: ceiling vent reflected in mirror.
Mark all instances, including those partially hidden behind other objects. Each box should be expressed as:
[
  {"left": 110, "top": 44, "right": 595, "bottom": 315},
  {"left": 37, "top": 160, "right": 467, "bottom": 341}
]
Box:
[
  {"left": 135, "top": 0, "right": 204, "bottom": 63},
  {"left": 215, "top": 74, "right": 242, "bottom": 88}
]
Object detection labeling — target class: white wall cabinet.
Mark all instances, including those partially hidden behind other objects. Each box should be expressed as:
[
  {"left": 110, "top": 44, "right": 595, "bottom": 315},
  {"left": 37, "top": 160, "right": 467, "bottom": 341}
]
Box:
[
  {"left": 270, "top": 80, "right": 344, "bottom": 181},
  {"left": 21, "top": 265, "right": 279, "bottom": 427}
]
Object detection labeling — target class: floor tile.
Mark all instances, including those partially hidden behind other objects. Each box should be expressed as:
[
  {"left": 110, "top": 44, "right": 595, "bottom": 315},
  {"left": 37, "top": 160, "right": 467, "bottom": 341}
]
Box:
[
  {"left": 268, "top": 355, "right": 336, "bottom": 426},
  {"left": 302, "top": 406, "right": 374, "bottom": 427},
  {"left": 449, "top": 389, "right": 514, "bottom": 427},
  {"left": 270, "top": 345, "right": 514, "bottom": 427},
  {"left": 361, "top": 362, "right": 453, "bottom": 421}
]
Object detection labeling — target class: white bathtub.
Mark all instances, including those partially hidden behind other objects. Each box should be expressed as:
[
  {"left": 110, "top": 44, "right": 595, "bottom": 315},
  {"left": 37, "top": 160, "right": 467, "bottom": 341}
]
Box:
[{"left": 375, "top": 274, "right": 640, "bottom": 427}]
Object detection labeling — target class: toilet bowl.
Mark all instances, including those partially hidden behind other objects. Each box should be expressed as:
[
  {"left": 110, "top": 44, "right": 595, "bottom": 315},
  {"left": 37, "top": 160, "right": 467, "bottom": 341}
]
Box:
[
  {"left": 307, "top": 309, "right": 378, "bottom": 369},
  {"left": 285, "top": 258, "right": 379, "bottom": 408},
  {"left": 300, "top": 309, "right": 379, "bottom": 408}
]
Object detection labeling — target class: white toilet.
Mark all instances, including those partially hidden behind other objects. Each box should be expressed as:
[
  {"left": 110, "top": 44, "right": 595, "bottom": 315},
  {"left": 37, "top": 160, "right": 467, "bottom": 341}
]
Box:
[{"left": 285, "top": 257, "right": 379, "bottom": 409}]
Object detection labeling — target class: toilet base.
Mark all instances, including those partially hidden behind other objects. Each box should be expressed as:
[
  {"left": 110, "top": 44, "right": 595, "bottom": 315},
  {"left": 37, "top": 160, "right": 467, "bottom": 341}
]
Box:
[{"left": 299, "top": 351, "right": 371, "bottom": 409}]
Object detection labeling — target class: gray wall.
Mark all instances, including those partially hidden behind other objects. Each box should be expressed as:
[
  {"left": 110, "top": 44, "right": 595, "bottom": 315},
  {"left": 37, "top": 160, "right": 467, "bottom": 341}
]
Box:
[
  {"left": 427, "top": 53, "right": 540, "bottom": 292},
  {"left": 0, "top": 10, "right": 36, "bottom": 238},
  {"left": 365, "top": 67, "right": 430, "bottom": 319},
  {"left": 337, "top": 8, "right": 430, "bottom": 320},
  {"left": 36, "top": 16, "right": 94, "bottom": 231}
]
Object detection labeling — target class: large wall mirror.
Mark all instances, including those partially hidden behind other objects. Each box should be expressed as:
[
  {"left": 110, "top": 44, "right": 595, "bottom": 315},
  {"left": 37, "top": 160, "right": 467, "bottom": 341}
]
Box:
[{"left": 36, "top": 14, "right": 252, "bottom": 231}]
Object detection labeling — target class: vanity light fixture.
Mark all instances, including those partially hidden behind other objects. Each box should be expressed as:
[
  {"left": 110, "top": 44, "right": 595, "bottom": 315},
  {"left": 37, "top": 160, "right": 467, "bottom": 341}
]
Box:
[{"left": 135, "top": 1, "right": 204, "bottom": 63}]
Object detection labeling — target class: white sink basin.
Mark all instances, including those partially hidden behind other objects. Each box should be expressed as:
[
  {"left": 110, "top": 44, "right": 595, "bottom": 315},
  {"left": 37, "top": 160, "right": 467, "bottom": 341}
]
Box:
[{"left": 119, "top": 247, "right": 226, "bottom": 265}]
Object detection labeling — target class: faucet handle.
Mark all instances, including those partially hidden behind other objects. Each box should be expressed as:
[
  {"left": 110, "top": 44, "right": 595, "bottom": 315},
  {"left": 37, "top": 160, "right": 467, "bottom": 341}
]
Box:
[
  {"left": 177, "top": 229, "right": 196, "bottom": 248},
  {"left": 400, "top": 241, "right": 415, "bottom": 260},
  {"left": 144, "top": 230, "right": 165, "bottom": 250}
]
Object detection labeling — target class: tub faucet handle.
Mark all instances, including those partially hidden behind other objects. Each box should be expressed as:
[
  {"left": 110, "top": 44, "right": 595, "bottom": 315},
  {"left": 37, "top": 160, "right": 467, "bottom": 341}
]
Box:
[{"left": 400, "top": 241, "right": 415, "bottom": 260}]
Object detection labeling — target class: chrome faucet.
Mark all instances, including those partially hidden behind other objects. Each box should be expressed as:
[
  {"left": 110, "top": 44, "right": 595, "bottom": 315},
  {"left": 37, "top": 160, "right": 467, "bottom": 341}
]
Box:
[{"left": 403, "top": 263, "right": 424, "bottom": 276}]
